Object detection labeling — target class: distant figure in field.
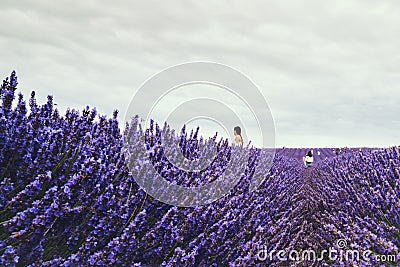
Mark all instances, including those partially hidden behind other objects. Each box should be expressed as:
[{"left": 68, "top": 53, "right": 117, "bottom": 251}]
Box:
[
  {"left": 233, "top": 126, "right": 243, "bottom": 146},
  {"left": 303, "top": 150, "right": 314, "bottom": 168},
  {"left": 317, "top": 150, "right": 321, "bottom": 156}
]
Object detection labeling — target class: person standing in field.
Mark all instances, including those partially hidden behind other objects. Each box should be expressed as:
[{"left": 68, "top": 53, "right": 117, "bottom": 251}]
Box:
[
  {"left": 303, "top": 150, "right": 314, "bottom": 168},
  {"left": 234, "top": 126, "right": 243, "bottom": 146}
]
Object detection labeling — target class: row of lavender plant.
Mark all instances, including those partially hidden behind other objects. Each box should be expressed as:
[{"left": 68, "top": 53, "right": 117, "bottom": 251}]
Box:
[
  {"left": 309, "top": 146, "right": 400, "bottom": 265},
  {"left": 0, "top": 72, "right": 292, "bottom": 266}
]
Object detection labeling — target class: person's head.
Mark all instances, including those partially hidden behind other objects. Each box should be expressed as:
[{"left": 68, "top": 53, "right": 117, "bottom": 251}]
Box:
[
  {"left": 307, "top": 150, "right": 313, "bottom": 157},
  {"left": 233, "top": 126, "right": 241, "bottom": 136}
]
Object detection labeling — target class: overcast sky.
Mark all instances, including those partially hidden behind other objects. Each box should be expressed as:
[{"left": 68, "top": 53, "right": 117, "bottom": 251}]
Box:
[{"left": 1, "top": 0, "right": 399, "bottom": 147}]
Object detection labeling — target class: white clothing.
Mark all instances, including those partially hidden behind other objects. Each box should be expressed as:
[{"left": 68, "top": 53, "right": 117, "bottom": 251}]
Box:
[{"left": 235, "top": 135, "right": 243, "bottom": 146}]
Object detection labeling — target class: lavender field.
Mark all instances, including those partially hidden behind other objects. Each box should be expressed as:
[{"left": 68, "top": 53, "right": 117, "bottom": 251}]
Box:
[{"left": 1, "top": 72, "right": 399, "bottom": 266}]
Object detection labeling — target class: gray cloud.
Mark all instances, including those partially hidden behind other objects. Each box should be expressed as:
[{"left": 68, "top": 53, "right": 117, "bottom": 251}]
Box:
[{"left": 0, "top": 0, "right": 399, "bottom": 147}]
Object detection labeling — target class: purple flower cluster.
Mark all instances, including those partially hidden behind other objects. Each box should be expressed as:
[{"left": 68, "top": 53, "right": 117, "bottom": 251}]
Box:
[{"left": 0, "top": 71, "right": 399, "bottom": 266}]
